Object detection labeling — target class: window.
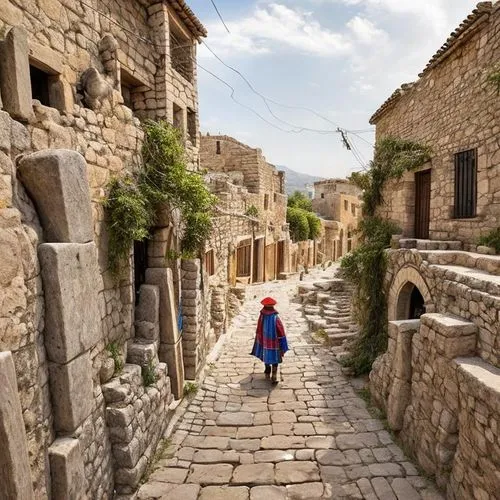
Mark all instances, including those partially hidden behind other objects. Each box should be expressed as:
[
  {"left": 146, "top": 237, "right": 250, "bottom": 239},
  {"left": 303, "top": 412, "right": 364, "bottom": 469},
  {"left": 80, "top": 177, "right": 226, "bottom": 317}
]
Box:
[
  {"left": 273, "top": 193, "right": 277, "bottom": 203},
  {"left": 173, "top": 103, "right": 184, "bottom": 132},
  {"left": 321, "top": 193, "right": 325, "bottom": 199},
  {"left": 204, "top": 249, "right": 215, "bottom": 276},
  {"left": 30, "top": 65, "right": 51, "bottom": 106},
  {"left": 187, "top": 108, "right": 196, "bottom": 145},
  {"left": 351, "top": 204, "right": 356, "bottom": 216},
  {"left": 236, "top": 242, "right": 251, "bottom": 277},
  {"left": 454, "top": 149, "right": 477, "bottom": 218},
  {"left": 120, "top": 68, "right": 145, "bottom": 111},
  {"left": 216, "top": 140, "right": 221, "bottom": 154},
  {"left": 344, "top": 200, "right": 349, "bottom": 211},
  {"left": 170, "top": 22, "right": 193, "bottom": 81},
  {"left": 133, "top": 240, "right": 148, "bottom": 305},
  {"left": 264, "top": 194, "right": 269, "bottom": 210}
]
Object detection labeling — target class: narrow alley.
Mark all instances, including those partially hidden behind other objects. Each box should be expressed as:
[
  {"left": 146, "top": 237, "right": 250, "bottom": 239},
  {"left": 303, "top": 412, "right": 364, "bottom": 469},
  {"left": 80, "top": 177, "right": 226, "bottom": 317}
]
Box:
[{"left": 137, "top": 269, "right": 443, "bottom": 500}]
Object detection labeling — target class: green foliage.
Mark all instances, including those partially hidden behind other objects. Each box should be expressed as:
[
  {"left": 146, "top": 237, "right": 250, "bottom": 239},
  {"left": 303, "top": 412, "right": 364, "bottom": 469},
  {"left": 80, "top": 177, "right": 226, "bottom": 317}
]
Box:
[
  {"left": 288, "top": 190, "right": 313, "bottom": 211},
  {"left": 183, "top": 381, "right": 198, "bottom": 397},
  {"left": 487, "top": 68, "right": 500, "bottom": 93},
  {"left": 340, "top": 136, "right": 429, "bottom": 375},
  {"left": 103, "top": 177, "right": 154, "bottom": 276},
  {"left": 313, "top": 328, "right": 331, "bottom": 346},
  {"left": 478, "top": 228, "right": 500, "bottom": 254},
  {"left": 359, "top": 137, "right": 432, "bottom": 217},
  {"left": 306, "top": 211, "right": 322, "bottom": 240},
  {"left": 103, "top": 121, "right": 217, "bottom": 273},
  {"left": 106, "top": 342, "right": 124, "bottom": 375},
  {"left": 245, "top": 205, "right": 259, "bottom": 218},
  {"left": 287, "top": 207, "right": 310, "bottom": 242},
  {"left": 142, "top": 360, "right": 158, "bottom": 387}
]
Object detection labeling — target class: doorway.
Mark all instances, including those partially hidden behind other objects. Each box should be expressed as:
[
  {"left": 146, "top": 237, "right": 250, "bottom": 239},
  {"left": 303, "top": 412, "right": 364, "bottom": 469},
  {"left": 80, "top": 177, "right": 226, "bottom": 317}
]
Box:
[{"left": 415, "top": 170, "right": 431, "bottom": 239}]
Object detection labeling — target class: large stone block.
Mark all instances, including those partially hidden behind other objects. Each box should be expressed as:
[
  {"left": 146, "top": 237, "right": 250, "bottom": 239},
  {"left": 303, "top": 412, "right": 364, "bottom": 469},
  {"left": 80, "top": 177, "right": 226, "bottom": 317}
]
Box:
[
  {"left": 49, "top": 352, "right": 94, "bottom": 433},
  {"left": 0, "top": 26, "right": 33, "bottom": 121},
  {"left": 18, "top": 150, "right": 93, "bottom": 243},
  {"left": 49, "top": 438, "right": 87, "bottom": 500},
  {"left": 135, "top": 284, "right": 160, "bottom": 323},
  {"left": 0, "top": 352, "right": 34, "bottom": 500},
  {"left": 146, "top": 267, "right": 180, "bottom": 345},
  {"left": 159, "top": 337, "right": 184, "bottom": 399},
  {"left": 39, "top": 242, "right": 101, "bottom": 363}
]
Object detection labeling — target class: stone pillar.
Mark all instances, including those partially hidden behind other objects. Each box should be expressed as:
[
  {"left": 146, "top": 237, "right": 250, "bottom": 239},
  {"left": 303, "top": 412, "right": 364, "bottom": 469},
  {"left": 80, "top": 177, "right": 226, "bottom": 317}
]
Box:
[
  {"left": 49, "top": 438, "right": 86, "bottom": 500},
  {"left": 0, "top": 26, "right": 33, "bottom": 121},
  {"left": 146, "top": 267, "right": 185, "bottom": 398},
  {"left": 0, "top": 351, "right": 35, "bottom": 500}
]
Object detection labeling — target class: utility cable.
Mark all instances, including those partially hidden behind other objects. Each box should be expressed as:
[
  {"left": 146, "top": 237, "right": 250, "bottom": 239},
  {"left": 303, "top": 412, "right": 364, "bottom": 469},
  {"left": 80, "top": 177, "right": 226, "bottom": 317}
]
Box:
[{"left": 210, "top": 0, "right": 231, "bottom": 33}]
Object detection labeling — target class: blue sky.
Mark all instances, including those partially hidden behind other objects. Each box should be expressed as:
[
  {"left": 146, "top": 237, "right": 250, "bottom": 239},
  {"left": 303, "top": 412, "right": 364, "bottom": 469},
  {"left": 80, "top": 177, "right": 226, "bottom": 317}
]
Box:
[{"left": 188, "top": 0, "right": 476, "bottom": 178}]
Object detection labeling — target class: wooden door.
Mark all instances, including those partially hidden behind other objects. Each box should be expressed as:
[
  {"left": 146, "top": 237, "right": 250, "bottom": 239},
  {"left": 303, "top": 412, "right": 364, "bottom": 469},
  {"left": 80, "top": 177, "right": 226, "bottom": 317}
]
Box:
[{"left": 415, "top": 170, "right": 431, "bottom": 239}]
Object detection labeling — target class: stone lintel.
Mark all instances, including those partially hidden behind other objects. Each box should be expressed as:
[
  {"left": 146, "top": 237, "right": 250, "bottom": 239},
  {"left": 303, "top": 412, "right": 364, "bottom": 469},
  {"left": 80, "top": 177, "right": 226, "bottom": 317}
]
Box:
[
  {"left": 18, "top": 150, "right": 93, "bottom": 243},
  {"left": 0, "top": 351, "right": 35, "bottom": 500},
  {"left": 49, "top": 437, "right": 87, "bottom": 500}
]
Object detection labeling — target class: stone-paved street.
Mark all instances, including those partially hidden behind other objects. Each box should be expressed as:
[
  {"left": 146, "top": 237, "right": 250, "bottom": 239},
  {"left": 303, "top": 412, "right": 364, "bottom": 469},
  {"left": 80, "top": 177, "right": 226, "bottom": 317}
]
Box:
[{"left": 138, "top": 269, "right": 443, "bottom": 500}]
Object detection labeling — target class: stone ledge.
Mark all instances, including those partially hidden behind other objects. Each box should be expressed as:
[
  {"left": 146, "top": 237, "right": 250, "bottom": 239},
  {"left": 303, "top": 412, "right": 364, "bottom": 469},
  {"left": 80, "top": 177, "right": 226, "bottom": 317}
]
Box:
[
  {"left": 454, "top": 357, "right": 500, "bottom": 398},
  {"left": 420, "top": 313, "right": 477, "bottom": 338}
]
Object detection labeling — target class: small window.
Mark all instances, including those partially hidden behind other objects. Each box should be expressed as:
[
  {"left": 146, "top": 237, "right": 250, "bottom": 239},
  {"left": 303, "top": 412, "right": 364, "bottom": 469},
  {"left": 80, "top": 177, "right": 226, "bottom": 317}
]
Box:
[
  {"left": 187, "top": 108, "right": 196, "bottom": 145},
  {"left": 30, "top": 65, "right": 51, "bottom": 106},
  {"left": 120, "top": 68, "right": 145, "bottom": 111},
  {"left": 216, "top": 140, "right": 221, "bottom": 154},
  {"left": 321, "top": 193, "right": 325, "bottom": 199},
  {"left": 170, "top": 21, "right": 193, "bottom": 81},
  {"left": 173, "top": 103, "right": 184, "bottom": 132},
  {"left": 351, "top": 204, "right": 356, "bottom": 216},
  {"left": 454, "top": 149, "right": 477, "bottom": 218},
  {"left": 344, "top": 200, "right": 349, "bottom": 211},
  {"left": 264, "top": 194, "right": 269, "bottom": 210},
  {"left": 133, "top": 240, "right": 148, "bottom": 305},
  {"left": 204, "top": 249, "right": 215, "bottom": 276},
  {"left": 273, "top": 193, "right": 277, "bottom": 203}
]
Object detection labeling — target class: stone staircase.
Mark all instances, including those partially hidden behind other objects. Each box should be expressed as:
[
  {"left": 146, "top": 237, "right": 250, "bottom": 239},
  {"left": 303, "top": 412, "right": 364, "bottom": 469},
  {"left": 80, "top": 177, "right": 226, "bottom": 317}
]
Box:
[{"left": 298, "top": 274, "right": 357, "bottom": 349}]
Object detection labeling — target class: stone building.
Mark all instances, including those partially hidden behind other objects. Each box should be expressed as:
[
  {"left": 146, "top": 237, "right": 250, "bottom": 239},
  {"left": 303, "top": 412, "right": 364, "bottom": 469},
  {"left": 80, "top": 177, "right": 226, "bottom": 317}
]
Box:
[
  {"left": 0, "top": 1, "right": 213, "bottom": 498},
  {"left": 312, "top": 178, "right": 362, "bottom": 261},
  {"left": 369, "top": 3, "right": 500, "bottom": 499}
]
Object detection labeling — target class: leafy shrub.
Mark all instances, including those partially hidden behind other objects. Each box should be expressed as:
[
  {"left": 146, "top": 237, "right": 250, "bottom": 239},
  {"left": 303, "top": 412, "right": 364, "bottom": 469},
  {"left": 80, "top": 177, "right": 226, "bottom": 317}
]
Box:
[
  {"left": 288, "top": 190, "right": 313, "bottom": 211},
  {"left": 245, "top": 205, "right": 259, "bottom": 218},
  {"left": 287, "top": 207, "right": 310, "bottom": 242},
  {"left": 478, "top": 228, "right": 500, "bottom": 254},
  {"left": 142, "top": 360, "right": 158, "bottom": 387},
  {"left": 106, "top": 342, "right": 124, "bottom": 375},
  {"left": 306, "top": 211, "right": 322, "bottom": 239}
]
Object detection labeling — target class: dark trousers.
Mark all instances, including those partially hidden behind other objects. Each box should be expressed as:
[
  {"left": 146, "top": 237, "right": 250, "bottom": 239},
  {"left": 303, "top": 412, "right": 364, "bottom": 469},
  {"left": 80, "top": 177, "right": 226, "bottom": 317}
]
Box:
[{"left": 264, "top": 364, "right": 278, "bottom": 373}]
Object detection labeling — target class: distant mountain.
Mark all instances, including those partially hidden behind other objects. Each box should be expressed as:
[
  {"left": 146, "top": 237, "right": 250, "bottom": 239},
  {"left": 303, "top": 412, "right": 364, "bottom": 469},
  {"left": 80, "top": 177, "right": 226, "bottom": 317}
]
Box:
[{"left": 277, "top": 165, "right": 324, "bottom": 196}]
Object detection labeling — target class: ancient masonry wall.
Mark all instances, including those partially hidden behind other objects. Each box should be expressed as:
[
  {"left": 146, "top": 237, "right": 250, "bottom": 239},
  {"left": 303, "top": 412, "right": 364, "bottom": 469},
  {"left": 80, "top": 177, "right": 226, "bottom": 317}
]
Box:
[
  {"left": 370, "top": 248, "right": 500, "bottom": 499},
  {"left": 0, "top": 0, "right": 207, "bottom": 498},
  {"left": 373, "top": 3, "right": 500, "bottom": 244}
]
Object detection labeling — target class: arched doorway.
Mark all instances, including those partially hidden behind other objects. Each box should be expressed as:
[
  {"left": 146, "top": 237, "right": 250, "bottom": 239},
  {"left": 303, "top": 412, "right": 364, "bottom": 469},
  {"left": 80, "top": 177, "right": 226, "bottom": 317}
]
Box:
[{"left": 396, "top": 282, "right": 426, "bottom": 320}]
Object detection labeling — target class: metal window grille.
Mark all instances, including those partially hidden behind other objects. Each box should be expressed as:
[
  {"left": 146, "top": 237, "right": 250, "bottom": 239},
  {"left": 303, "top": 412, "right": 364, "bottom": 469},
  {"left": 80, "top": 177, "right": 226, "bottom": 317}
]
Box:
[
  {"left": 454, "top": 149, "right": 477, "bottom": 218},
  {"left": 170, "top": 30, "right": 193, "bottom": 82}
]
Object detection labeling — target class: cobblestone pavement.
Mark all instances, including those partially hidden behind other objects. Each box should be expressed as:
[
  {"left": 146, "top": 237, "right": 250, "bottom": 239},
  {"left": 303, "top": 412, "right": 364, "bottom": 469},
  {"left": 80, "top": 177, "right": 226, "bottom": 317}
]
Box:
[{"left": 138, "top": 269, "right": 443, "bottom": 500}]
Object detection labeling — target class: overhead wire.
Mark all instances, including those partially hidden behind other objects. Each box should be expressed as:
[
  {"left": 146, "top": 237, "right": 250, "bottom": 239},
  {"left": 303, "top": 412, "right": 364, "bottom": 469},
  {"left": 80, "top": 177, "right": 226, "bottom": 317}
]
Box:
[{"left": 210, "top": 0, "right": 231, "bottom": 33}]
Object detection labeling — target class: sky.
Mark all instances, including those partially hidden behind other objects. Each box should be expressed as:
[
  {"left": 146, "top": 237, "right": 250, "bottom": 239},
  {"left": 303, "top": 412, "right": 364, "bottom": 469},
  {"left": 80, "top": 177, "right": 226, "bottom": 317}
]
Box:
[{"left": 188, "top": 0, "right": 477, "bottom": 178}]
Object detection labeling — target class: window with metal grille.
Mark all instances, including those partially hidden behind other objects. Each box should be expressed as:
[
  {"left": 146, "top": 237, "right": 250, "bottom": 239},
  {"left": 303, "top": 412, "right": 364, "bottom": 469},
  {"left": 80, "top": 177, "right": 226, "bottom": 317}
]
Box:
[
  {"left": 236, "top": 243, "right": 251, "bottom": 277},
  {"left": 170, "top": 23, "right": 193, "bottom": 81},
  {"left": 187, "top": 108, "right": 197, "bottom": 145},
  {"left": 204, "top": 249, "right": 215, "bottom": 276},
  {"left": 454, "top": 149, "right": 477, "bottom": 218}
]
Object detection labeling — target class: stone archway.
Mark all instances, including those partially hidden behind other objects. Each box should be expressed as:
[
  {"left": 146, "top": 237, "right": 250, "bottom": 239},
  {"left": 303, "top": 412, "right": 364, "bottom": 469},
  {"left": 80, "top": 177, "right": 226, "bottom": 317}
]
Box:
[{"left": 388, "top": 265, "right": 432, "bottom": 321}]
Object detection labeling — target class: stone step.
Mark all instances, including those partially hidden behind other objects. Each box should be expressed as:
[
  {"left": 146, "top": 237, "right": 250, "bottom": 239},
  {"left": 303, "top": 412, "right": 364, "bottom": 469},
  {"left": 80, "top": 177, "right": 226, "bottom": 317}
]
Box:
[
  {"left": 422, "top": 250, "right": 500, "bottom": 276},
  {"left": 429, "top": 264, "right": 500, "bottom": 297},
  {"left": 397, "top": 238, "right": 463, "bottom": 251},
  {"left": 327, "top": 331, "right": 358, "bottom": 345}
]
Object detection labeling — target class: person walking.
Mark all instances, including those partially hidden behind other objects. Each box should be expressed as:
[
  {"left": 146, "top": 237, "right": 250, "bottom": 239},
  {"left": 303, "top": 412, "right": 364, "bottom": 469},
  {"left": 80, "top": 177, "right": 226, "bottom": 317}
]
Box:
[{"left": 251, "top": 297, "right": 289, "bottom": 383}]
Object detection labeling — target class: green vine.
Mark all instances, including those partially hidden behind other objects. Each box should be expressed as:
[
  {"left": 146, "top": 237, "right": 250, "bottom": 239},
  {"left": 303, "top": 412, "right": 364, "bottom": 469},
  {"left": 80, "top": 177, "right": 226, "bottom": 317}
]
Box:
[
  {"left": 340, "top": 137, "right": 431, "bottom": 375},
  {"left": 142, "top": 360, "right": 158, "bottom": 387},
  {"left": 106, "top": 342, "right": 124, "bottom": 375},
  {"left": 245, "top": 205, "right": 259, "bottom": 218},
  {"left": 487, "top": 67, "right": 500, "bottom": 94},
  {"left": 103, "top": 121, "right": 217, "bottom": 275},
  {"left": 287, "top": 191, "right": 321, "bottom": 242}
]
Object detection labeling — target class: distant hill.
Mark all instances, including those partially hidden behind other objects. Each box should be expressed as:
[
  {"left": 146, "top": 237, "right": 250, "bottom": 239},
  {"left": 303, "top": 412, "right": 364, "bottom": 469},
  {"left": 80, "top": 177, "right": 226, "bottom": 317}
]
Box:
[{"left": 277, "top": 165, "right": 323, "bottom": 196}]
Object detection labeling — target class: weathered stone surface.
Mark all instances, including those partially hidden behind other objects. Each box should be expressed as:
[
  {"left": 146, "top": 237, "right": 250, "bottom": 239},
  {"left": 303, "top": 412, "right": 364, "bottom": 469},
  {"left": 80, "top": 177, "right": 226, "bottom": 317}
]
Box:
[
  {"left": 199, "top": 486, "right": 249, "bottom": 500},
  {"left": 232, "top": 463, "right": 275, "bottom": 485},
  {"left": 0, "top": 352, "right": 34, "bottom": 500},
  {"left": 250, "top": 485, "right": 287, "bottom": 500},
  {"left": 254, "top": 450, "right": 294, "bottom": 463},
  {"left": 217, "top": 412, "right": 254, "bottom": 426},
  {"left": 187, "top": 464, "right": 234, "bottom": 485},
  {"left": 286, "top": 482, "right": 324, "bottom": 499},
  {"left": 149, "top": 467, "right": 188, "bottom": 484},
  {"left": 127, "top": 342, "right": 157, "bottom": 366},
  {"left": 138, "top": 483, "right": 200, "bottom": 500},
  {"left": 49, "top": 352, "right": 93, "bottom": 432},
  {"left": 38, "top": 242, "right": 101, "bottom": 363},
  {"left": 275, "top": 462, "right": 320, "bottom": 484},
  {"left": 0, "top": 26, "right": 33, "bottom": 121},
  {"left": 135, "top": 284, "right": 160, "bottom": 324},
  {"left": 49, "top": 438, "right": 86, "bottom": 500},
  {"left": 18, "top": 150, "right": 93, "bottom": 243},
  {"left": 261, "top": 436, "right": 305, "bottom": 449},
  {"left": 160, "top": 337, "right": 184, "bottom": 400}
]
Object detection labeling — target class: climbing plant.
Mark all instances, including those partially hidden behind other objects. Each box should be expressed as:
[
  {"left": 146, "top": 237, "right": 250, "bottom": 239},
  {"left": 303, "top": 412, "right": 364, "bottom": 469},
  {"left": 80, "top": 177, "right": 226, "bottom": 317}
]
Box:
[
  {"left": 340, "top": 137, "right": 431, "bottom": 375},
  {"left": 478, "top": 228, "right": 500, "bottom": 254},
  {"left": 487, "top": 66, "right": 500, "bottom": 93},
  {"left": 104, "top": 121, "right": 217, "bottom": 275}
]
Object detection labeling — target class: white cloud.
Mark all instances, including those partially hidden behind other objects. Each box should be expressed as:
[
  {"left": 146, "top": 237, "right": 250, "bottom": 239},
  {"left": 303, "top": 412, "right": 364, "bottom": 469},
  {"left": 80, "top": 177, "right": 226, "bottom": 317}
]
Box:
[
  {"left": 347, "top": 16, "right": 388, "bottom": 44},
  {"left": 202, "top": 3, "right": 352, "bottom": 57}
]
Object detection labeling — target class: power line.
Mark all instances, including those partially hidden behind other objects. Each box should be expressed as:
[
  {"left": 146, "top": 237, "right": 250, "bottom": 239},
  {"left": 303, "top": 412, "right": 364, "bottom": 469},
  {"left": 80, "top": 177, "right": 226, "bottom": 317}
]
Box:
[{"left": 210, "top": 0, "right": 231, "bottom": 33}]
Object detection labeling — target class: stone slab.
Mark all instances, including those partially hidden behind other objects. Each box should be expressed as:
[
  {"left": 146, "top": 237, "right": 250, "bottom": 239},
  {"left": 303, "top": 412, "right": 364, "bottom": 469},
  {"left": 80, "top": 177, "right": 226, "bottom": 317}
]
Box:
[
  {"left": 18, "top": 150, "right": 93, "bottom": 243},
  {"left": 250, "top": 485, "right": 287, "bottom": 500},
  {"left": 199, "top": 486, "right": 249, "bottom": 500},
  {"left": 187, "top": 464, "right": 234, "bottom": 485},
  {"left": 0, "top": 351, "right": 34, "bottom": 500},
  {"left": 232, "top": 463, "right": 275, "bottom": 485},
  {"left": 160, "top": 337, "right": 185, "bottom": 400},
  {"left": 48, "top": 438, "right": 86, "bottom": 500},
  {"left": 286, "top": 482, "right": 324, "bottom": 499},
  {"left": 39, "top": 242, "right": 102, "bottom": 363},
  {"left": 49, "top": 352, "right": 93, "bottom": 432},
  {"left": 0, "top": 26, "right": 33, "bottom": 121},
  {"left": 217, "top": 412, "right": 254, "bottom": 426},
  {"left": 275, "top": 462, "right": 320, "bottom": 484}
]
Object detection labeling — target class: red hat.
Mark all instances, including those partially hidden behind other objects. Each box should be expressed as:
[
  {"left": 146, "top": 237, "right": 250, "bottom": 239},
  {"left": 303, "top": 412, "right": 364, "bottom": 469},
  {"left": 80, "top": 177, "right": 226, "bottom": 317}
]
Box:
[{"left": 261, "top": 297, "right": 277, "bottom": 306}]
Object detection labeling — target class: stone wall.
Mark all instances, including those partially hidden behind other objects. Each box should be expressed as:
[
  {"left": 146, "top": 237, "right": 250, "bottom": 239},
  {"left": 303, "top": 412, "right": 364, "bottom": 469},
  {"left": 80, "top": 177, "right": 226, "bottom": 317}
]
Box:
[
  {"left": 371, "top": 2, "right": 500, "bottom": 244},
  {"left": 370, "top": 245, "right": 500, "bottom": 499},
  {"left": 0, "top": 0, "right": 207, "bottom": 497}
]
